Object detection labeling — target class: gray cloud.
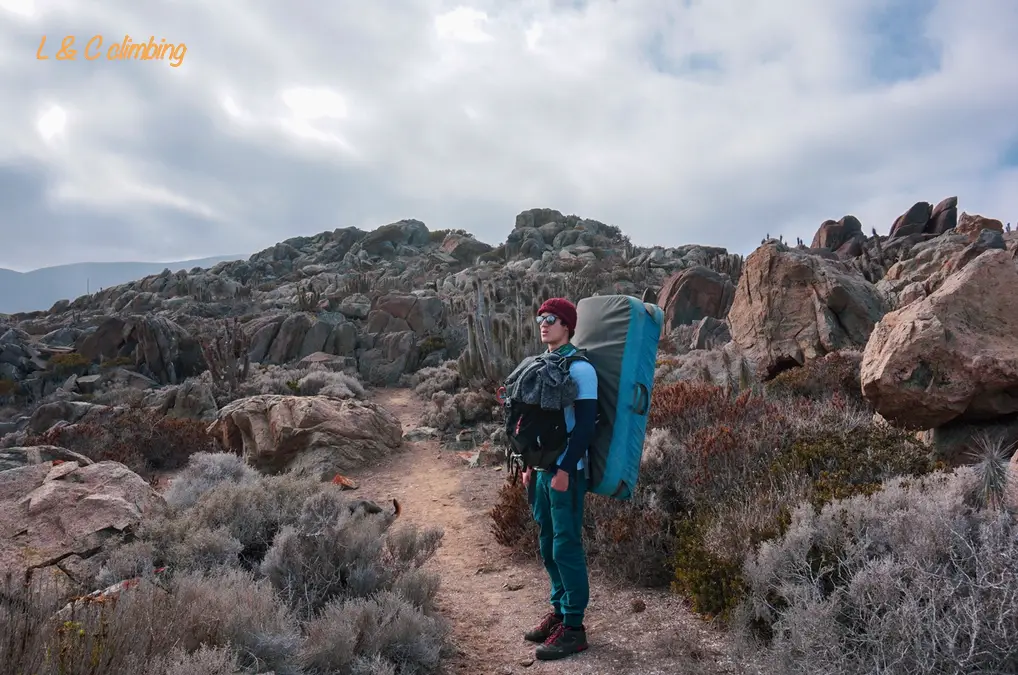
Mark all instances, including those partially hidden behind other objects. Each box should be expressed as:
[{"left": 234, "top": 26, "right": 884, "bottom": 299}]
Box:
[{"left": 1, "top": 0, "right": 1016, "bottom": 271}]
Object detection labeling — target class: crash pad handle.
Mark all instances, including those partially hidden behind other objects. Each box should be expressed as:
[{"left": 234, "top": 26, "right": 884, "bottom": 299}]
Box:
[{"left": 633, "top": 383, "right": 650, "bottom": 415}]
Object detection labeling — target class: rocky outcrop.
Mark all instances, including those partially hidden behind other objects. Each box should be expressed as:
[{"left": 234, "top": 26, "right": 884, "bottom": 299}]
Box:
[
  {"left": 207, "top": 395, "right": 403, "bottom": 480},
  {"left": 955, "top": 211, "right": 1004, "bottom": 240},
  {"left": 358, "top": 331, "right": 420, "bottom": 385},
  {"left": 247, "top": 313, "right": 358, "bottom": 364},
  {"left": 889, "top": 197, "right": 958, "bottom": 238},
  {"left": 351, "top": 219, "right": 430, "bottom": 259},
  {"left": 875, "top": 234, "right": 970, "bottom": 308},
  {"left": 75, "top": 315, "right": 204, "bottom": 384},
  {"left": 0, "top": 460, "right": 165, "bottom": 588},
  {"left": 657, "top": 266, "right": 736, "bottom": 330},
  {"left": 27, "top": 400, "right": 106, "bottom": 434},
  {"left": 370, "top": 294, "right": 446, "bottom": 335},
  {"left": 441, "top": 232, "right": 493, "bottom": 264},
  {"left": 689, "top": 316, "right": 731, "bottom": 351},
  {"left": 811, "top": 215, "right": 866, "bottom": 257},
  {"left": 728, "top": 242, "right": 888, "bottom": 378},
  {"left": 144, "top": 376, "right": 219, "bottom": 421},
  {"left": 0, "top": 326, "right": 46, "bottom": 383},
  {"left": 861, "top": 249, "right": 1018, "bottom": 429}
]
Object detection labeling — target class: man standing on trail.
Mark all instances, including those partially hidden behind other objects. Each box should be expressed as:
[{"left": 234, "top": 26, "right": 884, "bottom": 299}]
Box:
[{"left": 519, "top": 297, "right": 597, "bottom": 661}]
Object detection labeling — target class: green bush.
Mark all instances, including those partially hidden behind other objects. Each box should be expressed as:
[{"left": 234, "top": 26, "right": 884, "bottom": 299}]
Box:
[
  {"left": 49, "top": 351, "right": 90, "bottom": 374},
  {"left": 0, "top": 378, "right": 16, "bottom": 399},
  {"left": 765, "top": 350, "right": 863, "bottom": 405}
]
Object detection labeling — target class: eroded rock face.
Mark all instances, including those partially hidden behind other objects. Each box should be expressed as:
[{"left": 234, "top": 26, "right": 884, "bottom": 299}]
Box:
[
  {"left": 0, "top": 460, "right": 165, "bottom": 588},
  {"left": 861, "top": 249, "right": 1018, "bottom": 429},
  {"left": 207, "top": 394, "right": 403, "bottom": 480},
  {"left": 728, "top": 242, "right": 888, "bottom": 378}
]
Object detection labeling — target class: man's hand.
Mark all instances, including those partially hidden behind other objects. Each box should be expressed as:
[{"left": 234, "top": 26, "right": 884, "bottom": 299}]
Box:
[
  {"left": 522, "top": 467, "right": 531, "bottom": 486},
  {"left": 550, "top": 468, "right": 569, "bottom": 492}
]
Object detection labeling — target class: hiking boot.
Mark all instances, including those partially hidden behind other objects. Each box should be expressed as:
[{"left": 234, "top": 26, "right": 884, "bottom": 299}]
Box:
[
  {"left": 524, "top": 612, "right": 562, "bottom": 643},
  {"left": 535, "top": 624, "right": 588, "bottom": 660}
]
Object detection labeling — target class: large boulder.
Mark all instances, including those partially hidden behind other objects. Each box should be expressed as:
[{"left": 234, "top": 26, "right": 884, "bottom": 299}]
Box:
[
  {"left": 207, "top": 395, "right": 403, "bottom": 480},
  {"left": 0, "top": 460, "right": 165, "bottom": 588},
  {"left": 861, "top": 249, "right": 1018, "bottom": 429},
  {"left": 656, "top": 266, "right": 735, "bottom": 330},
  {"left": 728, "top": 242, "right": 888, "bottom": 378}
]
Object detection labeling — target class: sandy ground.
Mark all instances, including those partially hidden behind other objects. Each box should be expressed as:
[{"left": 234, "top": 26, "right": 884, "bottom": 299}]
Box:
[{"left": 350, "top": 388, "right": 757, "bottom": 675}]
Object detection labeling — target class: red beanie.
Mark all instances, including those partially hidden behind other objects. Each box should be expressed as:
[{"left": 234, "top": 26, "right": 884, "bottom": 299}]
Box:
[{"left": 538, "top": 297, "right": 577, "bottom": 336}]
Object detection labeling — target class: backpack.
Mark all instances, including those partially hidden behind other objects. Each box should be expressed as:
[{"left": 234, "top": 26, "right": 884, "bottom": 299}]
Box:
[
  {"left": 572, "top": 295, "right": 663, "bottom": 500},
  {"left": 502, "top": 349, "right": 590, "bottom": 472}
]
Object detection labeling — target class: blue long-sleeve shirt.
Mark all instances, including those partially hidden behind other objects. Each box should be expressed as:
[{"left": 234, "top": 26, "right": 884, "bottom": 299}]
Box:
[{"left": 556, "top": 357, "right": 598, "bottom": 474}]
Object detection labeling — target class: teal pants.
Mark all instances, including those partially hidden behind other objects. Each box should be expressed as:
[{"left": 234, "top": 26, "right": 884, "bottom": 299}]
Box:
[{"left": 530, "top": 470, "right": 589, "bottom": 627}]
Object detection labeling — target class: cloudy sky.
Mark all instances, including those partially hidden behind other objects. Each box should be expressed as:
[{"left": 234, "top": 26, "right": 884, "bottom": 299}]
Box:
[{"left": 1, "top": 0, "right": 1016, "bottom": 271}]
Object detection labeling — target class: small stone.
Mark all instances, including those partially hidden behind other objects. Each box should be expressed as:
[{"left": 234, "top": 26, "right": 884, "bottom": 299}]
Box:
[
  {"left": 631, "top": 597, "right": 646, "bottom": 613},
  {"left": 519, "top": 657, "right": 535, "bottom": 667},
  {"left": 503, "top": 581, "right": 524, "bottom": 591}
]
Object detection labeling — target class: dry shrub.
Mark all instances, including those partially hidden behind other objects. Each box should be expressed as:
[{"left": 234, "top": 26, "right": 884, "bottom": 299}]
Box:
[
  {"left": 260, "top": 490, "right": 443, "bottom": 620},
  {"left": 23, "top": 405, "right": 222, "bottom": 482},
  {"left": 410, "top": 362, "right": 460, "bottom": 399},
  {"left": 162, "top": 451, "right": 260, "bottom": 510},
  {"left": 0, "top": 569, "right": 286, "bottom": 675},
  {"left": 421, "top": 390, "right": 496, "bottom": 431},
  {"left": 489, "top": 477, "right": 539, "bottom": 558},
  {"left": 736, "top": 468, "right": 1018, "bottom": 675},
  {"left": 14, "top": 452, "right": 448, "bottom": 675},
  {"left": 232, "top": 363, "right": 365, "bottom": 401},
  {"left": 88, "top": 386, "right": 148, "bottom": 408}
]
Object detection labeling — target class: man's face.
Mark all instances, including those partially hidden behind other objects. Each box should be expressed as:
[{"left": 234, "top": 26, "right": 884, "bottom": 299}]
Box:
[{"left": 538, "top": 313, "right": 568, "bottom": 345}]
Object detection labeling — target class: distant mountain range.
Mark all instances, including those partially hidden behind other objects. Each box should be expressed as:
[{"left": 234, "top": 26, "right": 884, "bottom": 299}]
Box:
[{"left": 0, "top": 254, "right": 247, "bottom": 314}]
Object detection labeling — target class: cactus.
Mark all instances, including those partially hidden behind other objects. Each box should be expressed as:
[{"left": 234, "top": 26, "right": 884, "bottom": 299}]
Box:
[
  {"left": 295, "top": 281, "right": 322, "bottom": 312},
  {"left": 200, "top": 317, "right": 251, "bottom": 392},
  {"left": 706, "top": 253, "right": 744, "bottom": 285},
  {"left": 187, "top": 277, "right": 214, "bottom": 303},
  {"left": 457, "top": 276, "right": 542, "bottom": 387}
]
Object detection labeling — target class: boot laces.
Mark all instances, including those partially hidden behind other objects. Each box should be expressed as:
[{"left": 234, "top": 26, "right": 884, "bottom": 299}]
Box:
[
  {"left": 538, "top": 613, "right": 559, "bottom": 630},
  {"left": 543, "top": 623, "right": 566, "bottom": 645}
]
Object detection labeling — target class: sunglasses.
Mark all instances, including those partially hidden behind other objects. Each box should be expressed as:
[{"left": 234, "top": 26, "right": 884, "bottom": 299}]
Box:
[{"left": 535, "top": 314, "right": 560, "bottom": 326}]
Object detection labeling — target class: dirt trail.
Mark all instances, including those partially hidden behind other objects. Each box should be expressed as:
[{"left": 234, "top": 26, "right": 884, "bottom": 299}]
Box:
[{"left": 351, "top": 388, "right": 745, "bottom": 675}]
